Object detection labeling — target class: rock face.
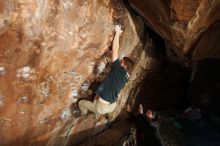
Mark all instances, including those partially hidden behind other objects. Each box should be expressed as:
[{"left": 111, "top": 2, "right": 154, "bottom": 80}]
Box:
[
  {"left": 127, "top": 0, "right": 220, "bottom": 120},
  {"left": 1, "top": 0, "right": 220, "bottom": 145},
  {"left": 128, "top": 0, "right": 220, "bottom": 60},
  {"left": 0, "top": 0, "right": 155, "bottom": 145}
]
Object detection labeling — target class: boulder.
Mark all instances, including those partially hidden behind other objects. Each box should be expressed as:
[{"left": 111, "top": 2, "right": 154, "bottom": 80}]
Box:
[{"left": 0, "top": 0, "right": 156, "bottom": 145}]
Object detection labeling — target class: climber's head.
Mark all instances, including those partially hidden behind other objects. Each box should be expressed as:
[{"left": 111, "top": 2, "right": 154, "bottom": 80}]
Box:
[
  {"left": 120, "top": 57, "right": 134, "bottom": 75},
  {"left": 146, "top": 109, "right": 156, "bottom": 120}
]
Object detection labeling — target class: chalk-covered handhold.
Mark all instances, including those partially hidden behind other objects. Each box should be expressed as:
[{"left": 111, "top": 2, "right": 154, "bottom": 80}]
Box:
[
  {"left": 17, "top": 96, "right": 28, "bottom": 104},
  {"left": 70, "top": 88, "right": 78, "bottom": 97},
  {"left": 16, "top": 66, "right": 37, "bottom": 81},
  {"left": 0, "top": 67, "right": 6, "bottom": 75},
  {"left": 60, "top": 109, "right": 70, "bottom": 120}
]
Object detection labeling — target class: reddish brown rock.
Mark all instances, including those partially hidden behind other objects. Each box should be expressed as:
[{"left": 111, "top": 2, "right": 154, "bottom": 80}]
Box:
[
  {"left": 0, "top": 0, "right": 154, "bottom": 145},
  {"left": 1, "top": 0, "right": 220, "bottom": 145}
]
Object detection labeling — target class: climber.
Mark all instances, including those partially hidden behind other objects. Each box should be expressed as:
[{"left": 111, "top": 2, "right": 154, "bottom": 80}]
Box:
[
  {"left": 127, "top": 104, "right": 165, "bottom": 146},
  {"left": 76, "top": 25, "right": 134, "bottom": 117}
]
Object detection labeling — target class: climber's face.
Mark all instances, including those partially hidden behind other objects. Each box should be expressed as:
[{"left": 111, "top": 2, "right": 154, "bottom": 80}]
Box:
[{"left": 146, "top": 110, "right": 156, "bottom": 120}]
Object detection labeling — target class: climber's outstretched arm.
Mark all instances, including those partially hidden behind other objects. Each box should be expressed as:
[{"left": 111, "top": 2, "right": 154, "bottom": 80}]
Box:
[{"left": 112, "top": 25, "right": 123, "bottom": 62}]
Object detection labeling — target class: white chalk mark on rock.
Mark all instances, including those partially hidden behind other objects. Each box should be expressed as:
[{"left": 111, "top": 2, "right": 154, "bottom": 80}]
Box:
[
  {"left": 0, "top": 67, "right": 6, "bottom": 75},
  {"left": 16, "top": 66, "right": 37, "bottom": 81}
]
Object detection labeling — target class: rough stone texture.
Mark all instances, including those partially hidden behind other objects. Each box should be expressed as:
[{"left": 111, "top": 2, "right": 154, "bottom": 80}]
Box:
[
  {"left": 0, "top": 0, "right": 154, "bottom": 145},
  {"left": 128, "top": 0, "right": 220, "bottom": 60},
  {"left": 127, "top": 0, "right": 220, "bottom": 123},
  {"left": 1, "top": 0, "right": 220, "bottom": 145}
]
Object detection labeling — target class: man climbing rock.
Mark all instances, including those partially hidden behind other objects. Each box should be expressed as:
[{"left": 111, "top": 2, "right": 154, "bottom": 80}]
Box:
[{"left": 77, "top": 25, "right": 134, "bottom": 117}]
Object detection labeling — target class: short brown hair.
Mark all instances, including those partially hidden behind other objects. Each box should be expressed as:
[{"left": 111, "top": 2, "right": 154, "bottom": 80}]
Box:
[{"left": 123, "top": 57, "right": 134, "bottom": 74}]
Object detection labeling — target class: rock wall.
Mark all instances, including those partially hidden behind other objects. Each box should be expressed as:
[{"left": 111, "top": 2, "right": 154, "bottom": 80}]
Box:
[
  {"left": 128, "top": 0, "right": 220, "bottom": 60},
  {"left": 1, "top": 0, "right": 219, "bottom": 145},
  {"left": 0, "top": 0, "right": 155, "bottom": 145},
  {"left": 127, "top": 0, "right": 220, "bottom": 137},
  {"left": 127, "top": 0, "right": 220, "bottom": 115}
]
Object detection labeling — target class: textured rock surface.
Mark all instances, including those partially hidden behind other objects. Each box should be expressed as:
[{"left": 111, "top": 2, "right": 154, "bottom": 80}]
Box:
[
  {"left": 128, "top": 0, "right": 220, "bottom": 60},
  {"left": 1, "top": 0, "right": 220, "bottom": 145},
  {"left": 0, "top": 0, "right": 154, "bottom": 145},
  {"left": 127, "top": 0, "right": 220, "bottom": 121}
]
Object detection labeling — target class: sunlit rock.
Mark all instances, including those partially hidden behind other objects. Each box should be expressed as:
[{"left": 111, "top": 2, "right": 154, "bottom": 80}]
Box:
[
  {"left": 0, "top": 0, "right": 149, "bottom": 145},
  {"left": 1, "top": 0, "right": 218, "bottom": 145}
]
